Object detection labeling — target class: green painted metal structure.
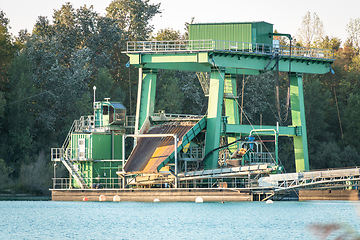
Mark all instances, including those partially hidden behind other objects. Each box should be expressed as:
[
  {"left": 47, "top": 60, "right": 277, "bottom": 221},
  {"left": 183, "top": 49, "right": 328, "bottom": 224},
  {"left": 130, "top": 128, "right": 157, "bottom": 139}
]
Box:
[
  {"left": 52, "top": 100, "right": 127, "bottom": 189},
  {"left": 156, "top": 116, "right": 207, "bottom": 172},
  {"left": 126, "top": 22, "right": 334, "bottom": 173},
  {"left": 189, "top": 22, "right": 273, "bottom": 45}
]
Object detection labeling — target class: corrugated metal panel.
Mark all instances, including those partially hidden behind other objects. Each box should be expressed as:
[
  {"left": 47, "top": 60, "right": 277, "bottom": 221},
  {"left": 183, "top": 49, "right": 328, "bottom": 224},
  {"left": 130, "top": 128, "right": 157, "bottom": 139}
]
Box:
[
  {"left": 92, "top": 134, "right": 122, "bottom": 160},
  {"left": 189, "top": 22, "right": 272, "bottom": 44},
  {"left": 252, "top": 22, "right": 273, "bottom": 44},
  {"left": 124, "top": 121, "right": 197, "bottom": 174}
]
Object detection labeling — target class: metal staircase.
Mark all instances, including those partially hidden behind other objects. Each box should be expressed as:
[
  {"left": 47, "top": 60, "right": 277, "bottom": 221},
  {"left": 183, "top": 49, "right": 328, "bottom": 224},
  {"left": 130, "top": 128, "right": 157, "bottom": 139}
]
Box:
[
  {"left": 53, "top": 115, "right": 95, "bottom": 189},
  {"left": 60, "top": 157, "right": 88, "bottom": 189}
]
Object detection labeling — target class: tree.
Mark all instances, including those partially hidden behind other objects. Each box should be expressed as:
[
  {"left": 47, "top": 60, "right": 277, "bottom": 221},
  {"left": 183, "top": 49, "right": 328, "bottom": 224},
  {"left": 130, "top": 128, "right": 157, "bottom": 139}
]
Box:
[
  {"left": 343, "top": 93, "right": 360, "bottom": 149},
  {"left": 23, "top": 3, "right": 124, "bottom": 145},
  {"left": 105, "top": 0, "right": 162, "bottom": 114},
  {"left": 106, "top": 0, "right": 161, "bottom": 41},
  {"left": 153, "top": 28, "right": 181, "bottom": 41},
  {"left": 320, "top": 36, "right": 341, "bottom": 51},
  {"left": 155, "top": 70, "right": 184, "bottom": 113},
  {"left": 297, "top": 11, "right": 324, "bottom": 47},
  {"left": 3, "top": 52, "right": 36, "bottom": 177},
  {"left": 94, "top": 67, "right": 113, "bottom": 101},
  {"left": 346, "top": 18, "right": 360, "bottom": 50},
  {"left": 0, "top": 10, "right": 17, "bottom": 90}
]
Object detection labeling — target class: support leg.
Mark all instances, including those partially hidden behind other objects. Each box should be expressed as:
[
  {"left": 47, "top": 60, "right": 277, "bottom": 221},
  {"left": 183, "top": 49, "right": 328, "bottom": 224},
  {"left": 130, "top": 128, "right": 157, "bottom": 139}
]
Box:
[
  {"left": 134, "top": 69, "right": 157, "bottom": 133},
  {"left": 224, "top": 74, "right": 240, "bottom": 153},
  {"left": 204, "top": 67, "right": 225, "bottom": 170},
  {"left": 290, "top": 73, "right": 309, "bottom": 172}
]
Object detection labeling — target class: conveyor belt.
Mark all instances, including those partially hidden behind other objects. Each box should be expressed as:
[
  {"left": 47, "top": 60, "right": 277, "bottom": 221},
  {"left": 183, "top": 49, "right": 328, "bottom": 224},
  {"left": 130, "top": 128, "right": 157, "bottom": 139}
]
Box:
[{"left": 124, "top": 121, "right": 198, "bottom": 174}]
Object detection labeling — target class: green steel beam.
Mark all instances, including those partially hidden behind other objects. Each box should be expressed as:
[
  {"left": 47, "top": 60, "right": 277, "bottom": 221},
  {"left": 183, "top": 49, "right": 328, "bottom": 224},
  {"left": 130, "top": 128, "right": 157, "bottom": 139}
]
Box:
[
  {"left": 137, "top": 69, "right": 157, "bottom": 131},
  {"left": 290, "top": 73, "right": 309, "bottom": 172},
  {"left": 211, "top": 53, "right": 332, "bottom": 74},
  {"left": 127, "top": 51, "right": 333, "bottom": 75},
  {"left": 224, "top": 74, "right": 240, "bottom": 152},
  {"left": 225, "top": 124, "right": 297, "bottom": 136},
  {"left": 204, "top": 67, "right": 225, "bottom": 170}
]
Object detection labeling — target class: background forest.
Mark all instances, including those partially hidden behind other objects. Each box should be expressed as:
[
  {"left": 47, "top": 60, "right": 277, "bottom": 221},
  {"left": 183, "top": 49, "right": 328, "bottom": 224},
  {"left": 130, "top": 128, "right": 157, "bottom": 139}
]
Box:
[{"left": 0, "top": 1, "right": 359, "bottom": 195}]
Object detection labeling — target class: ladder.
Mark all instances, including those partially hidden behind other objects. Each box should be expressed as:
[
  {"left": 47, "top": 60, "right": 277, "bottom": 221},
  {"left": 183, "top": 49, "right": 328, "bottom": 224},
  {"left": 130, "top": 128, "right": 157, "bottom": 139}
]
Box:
[{"left": 196, "top": 72, "right": 210, "bottom": 96}]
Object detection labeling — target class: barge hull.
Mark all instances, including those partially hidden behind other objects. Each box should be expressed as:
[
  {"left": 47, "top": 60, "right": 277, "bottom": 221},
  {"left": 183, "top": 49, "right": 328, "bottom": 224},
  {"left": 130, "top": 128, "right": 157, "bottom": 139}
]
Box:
[
  {"left": 299, "top": 189, "right": 359, "bottom": 201},
  {"left": 51, "top": 189, "right": 253, "bottom": 202}
]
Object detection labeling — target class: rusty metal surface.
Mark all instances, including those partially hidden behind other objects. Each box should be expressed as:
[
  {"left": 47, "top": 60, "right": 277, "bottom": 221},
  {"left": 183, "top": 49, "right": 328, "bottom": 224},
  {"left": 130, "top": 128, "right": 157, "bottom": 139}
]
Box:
[{"left": 124, "top": 122, "right": 196, "bottom": 174}]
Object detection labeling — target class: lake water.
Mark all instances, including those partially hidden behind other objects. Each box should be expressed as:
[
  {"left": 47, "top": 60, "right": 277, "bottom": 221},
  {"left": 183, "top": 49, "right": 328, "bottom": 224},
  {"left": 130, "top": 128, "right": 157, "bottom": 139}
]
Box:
[{"left": 1, "top": 200, "right": 360, "bottom": 239}]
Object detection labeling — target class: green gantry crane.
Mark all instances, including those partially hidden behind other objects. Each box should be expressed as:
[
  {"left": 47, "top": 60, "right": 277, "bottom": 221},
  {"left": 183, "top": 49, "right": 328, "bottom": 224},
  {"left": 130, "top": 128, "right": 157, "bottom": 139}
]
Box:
[{"left": 125, "top": 21, "right": 334, "bottom": 173}]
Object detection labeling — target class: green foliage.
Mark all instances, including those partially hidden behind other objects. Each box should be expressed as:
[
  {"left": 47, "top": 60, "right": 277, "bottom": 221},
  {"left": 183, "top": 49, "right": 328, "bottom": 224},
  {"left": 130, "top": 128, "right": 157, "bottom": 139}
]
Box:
[
  {"left": 240, "top": 71, "right": 278, "bottom": 125},
  {"left": 106, "top": 0, "right": 161, "bottom": 41},
  {"left": 3, "top": 52, "right": 35, "bottom": 177},
  {"left": 156, "top": 70, "right": 184, "bottom": 113},
  {"left": 153, "top": 28, "right": 181, "bottom": 41},
  {"left": 0, "top": 10, "right": 17, "bottom": 90},
  {"left": 105, "top": 0, "right": 161, "bottom": 113},
  {"left": 343, "top": 93, "right": 360, "bottom": 149},
  {"left": 95, "top": 67, "right": 113, "bottom": 100}
]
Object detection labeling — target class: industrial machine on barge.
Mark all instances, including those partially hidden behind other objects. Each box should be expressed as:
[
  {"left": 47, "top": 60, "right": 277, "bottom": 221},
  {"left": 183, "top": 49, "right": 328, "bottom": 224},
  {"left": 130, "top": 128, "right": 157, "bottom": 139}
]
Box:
[{"left": 51, "top": 22, "right": 360, "bottom": 202}]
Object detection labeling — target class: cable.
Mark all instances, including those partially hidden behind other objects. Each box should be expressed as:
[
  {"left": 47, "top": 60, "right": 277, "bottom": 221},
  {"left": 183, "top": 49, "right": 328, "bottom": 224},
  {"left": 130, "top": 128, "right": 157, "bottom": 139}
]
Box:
[
  {"left": 0, "top": 84, "right": 69, "bottom": 107},
  {"left": 210, "top": 61, "right": 278, "bottom": 165}
]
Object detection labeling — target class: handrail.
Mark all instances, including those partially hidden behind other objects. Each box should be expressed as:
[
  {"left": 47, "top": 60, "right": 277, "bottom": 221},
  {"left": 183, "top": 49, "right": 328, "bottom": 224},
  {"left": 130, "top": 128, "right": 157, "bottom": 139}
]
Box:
[
  {"left": 51, "top": 147, "right": 92, "bottom": 161},
  {"left": 125, "top": 39, "right": 334, "bottom": 60}
]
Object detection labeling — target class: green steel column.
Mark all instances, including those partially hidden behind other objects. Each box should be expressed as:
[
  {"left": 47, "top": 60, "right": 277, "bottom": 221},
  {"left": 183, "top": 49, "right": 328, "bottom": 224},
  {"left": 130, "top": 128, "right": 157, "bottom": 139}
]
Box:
[
  {"left": 204, "top": 67, "right": 225, "bottom": 170},
  {"left": 136, "top": 69, "right": 157, "bottom": 131},
  {"left": 224, "top": 74, "right": 240, "bottom": 152},
  {"left": 290, "top": 73, "right": 309, "bottom": 172}
]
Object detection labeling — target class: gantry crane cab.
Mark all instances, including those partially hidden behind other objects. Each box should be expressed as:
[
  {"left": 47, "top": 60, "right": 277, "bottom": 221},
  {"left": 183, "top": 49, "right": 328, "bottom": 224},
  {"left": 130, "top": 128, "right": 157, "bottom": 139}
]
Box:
[{"left": 94, "top": 99, "right": 127, "bottom": 129}]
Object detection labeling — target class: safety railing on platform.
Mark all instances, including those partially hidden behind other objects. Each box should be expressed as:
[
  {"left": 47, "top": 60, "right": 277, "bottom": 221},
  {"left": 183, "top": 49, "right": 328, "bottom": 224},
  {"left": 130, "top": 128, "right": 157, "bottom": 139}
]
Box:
[
  {"left": 74, "top": 115, "right": 95, "bottom": 132},
  {"left": 248, "top": 152, "right": 276, "bottom": 164},
  {"left": 52, "top": 177, "right": 122, "bottom": 189},
  {"left": 178, "top": 177, "right": 259, "bottom": 188},
  {"left": 51, "top": 147, "right": 92, "bottom": 161},
  {"left": 126, "top": 39, "right": 334, "bottom": 60},
  {"left": 221, "top": 151, "right": 276, "bottom": 166},
  {"left": 152, "top": 112, "right": 204, "bottom": 119},
  {"left": 125, "top": 115, "right": 136, "bottom": 128},
  {"left": 180, "top": 147, "right": 204, "bottom": 160}
]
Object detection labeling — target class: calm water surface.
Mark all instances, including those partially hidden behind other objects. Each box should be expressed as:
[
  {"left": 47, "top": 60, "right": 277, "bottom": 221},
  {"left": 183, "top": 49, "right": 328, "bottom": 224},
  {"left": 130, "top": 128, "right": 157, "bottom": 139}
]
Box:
[{"left": 1, "top": 200, "right": 359, "bottom": 239}]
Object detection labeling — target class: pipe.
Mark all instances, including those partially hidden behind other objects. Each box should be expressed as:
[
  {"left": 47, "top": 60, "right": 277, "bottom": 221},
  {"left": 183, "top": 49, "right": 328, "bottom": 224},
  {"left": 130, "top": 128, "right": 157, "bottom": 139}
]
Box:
[
  {"left": 174, "top": 134, "right": 178, "bottom": 188},
  {"left": 134, "top": 67, "right": 143, "bottom": 135}
]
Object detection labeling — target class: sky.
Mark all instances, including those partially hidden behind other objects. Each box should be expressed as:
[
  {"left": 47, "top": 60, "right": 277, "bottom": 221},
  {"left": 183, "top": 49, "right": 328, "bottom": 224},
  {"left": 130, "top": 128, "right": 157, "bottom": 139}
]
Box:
[{"left": 1, "top": 0, "right": 360, "bottom": 42}]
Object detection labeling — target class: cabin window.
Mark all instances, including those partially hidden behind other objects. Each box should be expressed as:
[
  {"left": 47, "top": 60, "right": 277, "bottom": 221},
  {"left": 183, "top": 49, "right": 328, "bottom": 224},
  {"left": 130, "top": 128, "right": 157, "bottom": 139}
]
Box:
[
  {"left": 103, "top": 106, "right": 108, "bottom": 115},
  {"left": 109, "top": 106, "right": 114, "bottom": 123}
]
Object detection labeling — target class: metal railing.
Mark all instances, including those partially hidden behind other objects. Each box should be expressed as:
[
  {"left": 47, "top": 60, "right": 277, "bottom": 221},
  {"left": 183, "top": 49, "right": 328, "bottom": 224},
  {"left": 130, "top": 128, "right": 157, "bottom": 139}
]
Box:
[
  {"left": 180, "top": 147, "right": 204, "bottom": 160},
  {"left": 51, "top": 147, "right": 92, "bottom": 161},
  {"left": 74, "top": 115, "right": 95, "bottom": 132},
  {"left": 52, "top": 177, "right": 122, "bottom": 189},
  {"left": 178, "top": 177, "right": 259, "bottom": 189},
  {"left": 152, "top": 112, "right": 203, "bottom": 118},
  {"left": 126, "top": 39, "right": 334, "bottom": 60},
  {"left": 248, "top": 152, "right": 276, "bottom": 164},
  {"left": 125, "top": 115, "right": 136, "bottom": 128}
]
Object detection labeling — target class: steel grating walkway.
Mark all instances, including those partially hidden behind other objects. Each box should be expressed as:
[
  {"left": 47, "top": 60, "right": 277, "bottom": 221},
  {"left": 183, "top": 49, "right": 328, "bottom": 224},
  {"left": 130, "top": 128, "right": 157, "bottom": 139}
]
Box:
[{"left": 259, "top": 167, "right": 360, "bottom": 191}]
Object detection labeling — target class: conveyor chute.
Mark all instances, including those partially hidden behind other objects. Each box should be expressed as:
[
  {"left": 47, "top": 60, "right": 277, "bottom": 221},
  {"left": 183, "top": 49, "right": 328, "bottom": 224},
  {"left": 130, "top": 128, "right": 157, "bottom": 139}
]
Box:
[{"left": 123, "top": 117, "right": 206, "bottom": 174}]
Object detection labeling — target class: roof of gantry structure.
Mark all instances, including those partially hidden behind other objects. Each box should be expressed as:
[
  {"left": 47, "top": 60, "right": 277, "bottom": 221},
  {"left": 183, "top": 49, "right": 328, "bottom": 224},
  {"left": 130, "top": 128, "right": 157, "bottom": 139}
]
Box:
[
  {"left": 125, "top": 21, "right": 334, "bottom": 75},
  {"left": 125, "top": 40, "right": 334, "bottom": 75}
]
